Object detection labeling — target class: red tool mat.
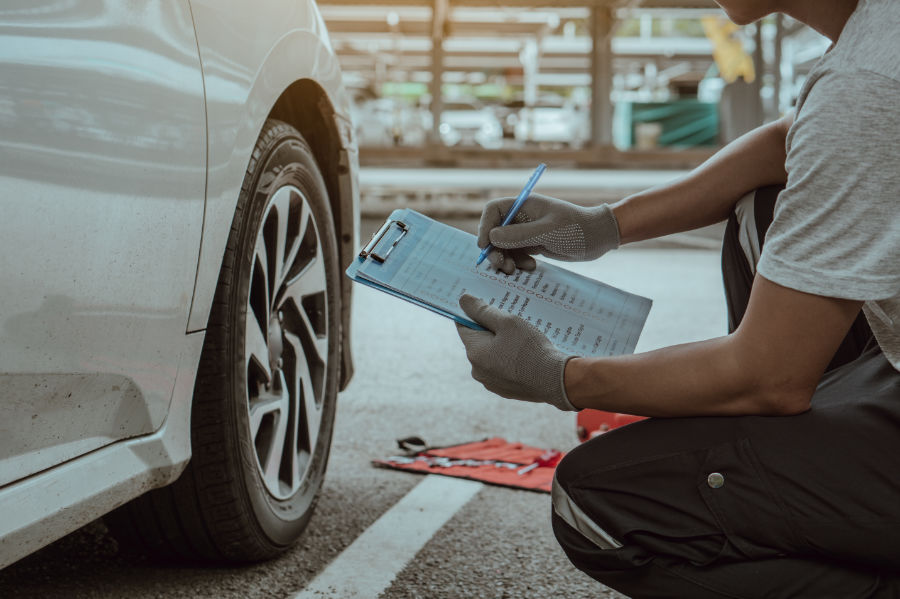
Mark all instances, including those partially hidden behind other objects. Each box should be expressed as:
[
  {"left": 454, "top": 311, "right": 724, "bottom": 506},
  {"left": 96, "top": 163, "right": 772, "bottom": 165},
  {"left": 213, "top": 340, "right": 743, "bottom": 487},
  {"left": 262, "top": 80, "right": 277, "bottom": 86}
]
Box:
[
  {"left": 373, "top": 437, "right": 564, "bottom": 493},
  {"left": 576, "top": 409, "right": 646, "bottom": 442}
]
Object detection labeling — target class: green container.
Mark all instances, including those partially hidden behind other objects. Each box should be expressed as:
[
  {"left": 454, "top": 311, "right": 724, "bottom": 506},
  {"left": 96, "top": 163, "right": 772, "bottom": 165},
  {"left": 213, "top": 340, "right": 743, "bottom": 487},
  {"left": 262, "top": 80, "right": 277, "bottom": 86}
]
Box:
[{"left": 620, "top": 100, "right": 719, "bottom": 148}]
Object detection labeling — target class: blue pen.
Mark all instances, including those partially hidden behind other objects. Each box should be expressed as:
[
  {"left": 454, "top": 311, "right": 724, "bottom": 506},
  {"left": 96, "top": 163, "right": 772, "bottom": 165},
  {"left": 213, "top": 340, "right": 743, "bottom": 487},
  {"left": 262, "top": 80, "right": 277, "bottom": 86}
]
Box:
[{"left": 476, "top": 162, "right": 547, "bottom": 266}]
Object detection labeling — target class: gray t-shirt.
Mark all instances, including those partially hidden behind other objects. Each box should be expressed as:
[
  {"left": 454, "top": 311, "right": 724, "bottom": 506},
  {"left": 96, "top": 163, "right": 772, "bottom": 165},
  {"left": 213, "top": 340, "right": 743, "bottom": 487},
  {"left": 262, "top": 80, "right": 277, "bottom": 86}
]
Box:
[{"left": 757, "top": 0, "right": 900, "bottom": 372}]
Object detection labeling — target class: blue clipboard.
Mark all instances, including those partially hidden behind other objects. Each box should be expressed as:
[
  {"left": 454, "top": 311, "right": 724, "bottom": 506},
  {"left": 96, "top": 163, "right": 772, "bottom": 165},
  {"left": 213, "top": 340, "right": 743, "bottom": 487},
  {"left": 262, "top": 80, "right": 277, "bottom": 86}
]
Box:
[
  {"left": 346, "top": 209, "right": 652, "bottom": 357},
  {"left": 346, "top": 210, "right": 486, "bottom": 330}
]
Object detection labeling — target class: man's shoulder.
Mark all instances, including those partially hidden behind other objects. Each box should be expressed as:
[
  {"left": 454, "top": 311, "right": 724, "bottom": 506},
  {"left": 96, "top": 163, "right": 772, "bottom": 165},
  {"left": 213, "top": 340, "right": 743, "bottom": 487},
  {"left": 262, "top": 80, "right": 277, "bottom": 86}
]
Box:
[
  {"left": 830, "top": 0, "right": 900, "bottom": 83},
  {"left": 789, "top": 65, "right": 900, "bottom": 162}
]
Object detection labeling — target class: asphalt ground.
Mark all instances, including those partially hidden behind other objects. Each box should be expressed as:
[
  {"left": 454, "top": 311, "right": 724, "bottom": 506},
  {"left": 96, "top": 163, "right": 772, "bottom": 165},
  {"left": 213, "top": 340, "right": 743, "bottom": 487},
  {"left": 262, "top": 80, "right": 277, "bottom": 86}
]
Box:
[{"left": 0, "top": 216, "right": 727, "bottom": 599}]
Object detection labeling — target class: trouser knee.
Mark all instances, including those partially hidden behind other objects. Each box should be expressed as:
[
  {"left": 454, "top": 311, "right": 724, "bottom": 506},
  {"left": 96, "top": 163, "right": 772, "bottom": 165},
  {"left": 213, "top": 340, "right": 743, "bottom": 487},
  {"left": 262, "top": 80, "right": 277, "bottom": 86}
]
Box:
[
  {"left": 550, "top": 463, "right": 622, "bottom": 580},
  {"left": 551, "top": 450, "right": 625, "bottom": 556},
  {"left": 551, "top": 448, "right": 662, "bottom": 592}
]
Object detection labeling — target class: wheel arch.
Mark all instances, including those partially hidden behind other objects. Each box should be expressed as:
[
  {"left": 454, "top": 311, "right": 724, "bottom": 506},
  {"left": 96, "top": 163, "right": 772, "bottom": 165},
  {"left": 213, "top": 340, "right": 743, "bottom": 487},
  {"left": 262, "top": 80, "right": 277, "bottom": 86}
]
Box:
[
  {"left": 269, "top": 79, "right": 345, "bottom": 225},
  {"left": 185, "top": 8, "right": 359, "bottom": 388},
  {"left": 267, "top": 79, "right": 358, "bottom": 390}
]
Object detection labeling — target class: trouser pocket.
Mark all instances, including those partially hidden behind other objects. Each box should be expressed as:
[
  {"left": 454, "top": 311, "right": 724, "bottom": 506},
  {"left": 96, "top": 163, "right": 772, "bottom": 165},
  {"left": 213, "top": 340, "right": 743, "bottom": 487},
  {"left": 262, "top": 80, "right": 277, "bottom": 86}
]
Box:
[
  {"left": 698, "top": 438, "right": 799, "bottom": 560},
  {"left": 565, "top": 447, "right": 728, "bottom": 567},
  {"left": 562, "top": 437, "right": 799, "bottom": 567}
]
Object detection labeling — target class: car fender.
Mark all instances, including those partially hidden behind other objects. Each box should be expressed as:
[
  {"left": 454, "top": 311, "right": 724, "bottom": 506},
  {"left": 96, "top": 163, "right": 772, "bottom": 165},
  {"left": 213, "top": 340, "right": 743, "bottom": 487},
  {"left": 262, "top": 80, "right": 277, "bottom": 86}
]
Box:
[{"left": 186, "top": 1, "right": 356, "bottom": 338}]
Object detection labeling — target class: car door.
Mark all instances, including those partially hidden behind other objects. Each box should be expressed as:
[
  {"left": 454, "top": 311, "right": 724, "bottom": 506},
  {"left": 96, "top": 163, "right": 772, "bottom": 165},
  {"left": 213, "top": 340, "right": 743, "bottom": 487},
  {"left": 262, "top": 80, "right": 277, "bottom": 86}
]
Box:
[{"left": 0, "top": 1, "right": 206, "bottom": 486}]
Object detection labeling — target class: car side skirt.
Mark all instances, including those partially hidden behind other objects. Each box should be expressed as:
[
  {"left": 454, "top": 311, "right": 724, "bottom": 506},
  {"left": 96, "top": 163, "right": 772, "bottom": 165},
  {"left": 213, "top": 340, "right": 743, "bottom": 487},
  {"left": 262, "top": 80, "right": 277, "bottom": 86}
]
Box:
[{"left": 0, "top": 332, "right": 204, "bottom": 570}]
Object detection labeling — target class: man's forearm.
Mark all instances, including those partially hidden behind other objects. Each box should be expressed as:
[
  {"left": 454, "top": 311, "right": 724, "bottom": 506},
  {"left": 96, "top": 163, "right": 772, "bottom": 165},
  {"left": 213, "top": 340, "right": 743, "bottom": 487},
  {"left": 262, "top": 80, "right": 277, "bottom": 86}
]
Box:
[
  {"left": 564, "top": 276, "right": 863, "bottom": 419},
  {"left": 612, "top": 114, "right": 793, "bottom": 245},
  {"left": 564, "top": 337, "right": 798, "bottom": 418}
]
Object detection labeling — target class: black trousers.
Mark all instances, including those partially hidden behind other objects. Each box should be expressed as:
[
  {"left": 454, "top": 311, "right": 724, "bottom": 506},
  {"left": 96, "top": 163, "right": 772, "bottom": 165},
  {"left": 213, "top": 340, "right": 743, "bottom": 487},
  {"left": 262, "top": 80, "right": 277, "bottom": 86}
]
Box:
[{"left": 552, "top": 187, "right": 900, "bottom": 598}]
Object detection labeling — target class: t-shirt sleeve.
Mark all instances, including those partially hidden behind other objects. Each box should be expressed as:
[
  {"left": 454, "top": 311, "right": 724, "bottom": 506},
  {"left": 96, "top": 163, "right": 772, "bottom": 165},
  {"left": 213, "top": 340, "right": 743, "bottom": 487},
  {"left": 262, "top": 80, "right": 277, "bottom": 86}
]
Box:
[{"left": 757, "top": 69, "right": 900, "bottom": 300}]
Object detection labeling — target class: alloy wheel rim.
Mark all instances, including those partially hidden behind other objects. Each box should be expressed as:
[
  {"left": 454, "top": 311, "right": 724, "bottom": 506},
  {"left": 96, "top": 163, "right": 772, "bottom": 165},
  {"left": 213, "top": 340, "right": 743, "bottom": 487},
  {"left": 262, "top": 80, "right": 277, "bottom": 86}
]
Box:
[{"left": 244, "top": 185, "right": 329, "bottom": 500}]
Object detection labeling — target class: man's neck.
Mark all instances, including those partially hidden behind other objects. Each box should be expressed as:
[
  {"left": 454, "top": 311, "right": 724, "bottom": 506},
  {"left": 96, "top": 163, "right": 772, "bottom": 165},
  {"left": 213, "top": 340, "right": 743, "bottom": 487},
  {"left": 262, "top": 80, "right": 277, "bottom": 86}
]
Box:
[{"left": 782, "top": 0, "right": 860, "bottom": 42}]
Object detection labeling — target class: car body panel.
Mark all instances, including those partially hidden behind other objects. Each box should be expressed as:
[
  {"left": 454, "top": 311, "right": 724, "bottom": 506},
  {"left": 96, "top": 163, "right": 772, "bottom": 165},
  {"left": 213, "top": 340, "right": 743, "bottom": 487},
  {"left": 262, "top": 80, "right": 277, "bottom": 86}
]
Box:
[
  {"left": 0, "top": 332, "right": 204, "bottom": 569},
  {"left": 185, "top": 0, "right": 354, "bottom": 335},
  {"left": 0, "top": 0, "right": 357, "bottom": 569},
  {"left": 0, "top": 1, "right": 206, "bottom": 486}
]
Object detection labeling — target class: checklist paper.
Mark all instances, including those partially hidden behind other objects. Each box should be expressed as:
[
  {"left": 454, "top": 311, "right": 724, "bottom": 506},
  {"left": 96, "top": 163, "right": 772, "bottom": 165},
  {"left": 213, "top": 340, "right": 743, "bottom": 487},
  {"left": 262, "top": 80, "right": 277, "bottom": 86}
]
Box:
[{"left": 348, "top": 209, "right": 652, "bottom": 357}]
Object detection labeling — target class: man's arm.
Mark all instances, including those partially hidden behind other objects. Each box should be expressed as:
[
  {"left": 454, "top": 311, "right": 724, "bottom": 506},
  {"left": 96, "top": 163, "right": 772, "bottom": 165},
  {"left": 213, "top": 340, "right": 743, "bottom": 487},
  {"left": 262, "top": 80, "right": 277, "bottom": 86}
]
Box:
[
  {"left": 613, "top": 113, "right": 794, "bottom": 245},
  {"left": 564, "top": 275, "right": 862, "bottom": 417},
  {"left": 476, "top": 113, "right": 795, "bottom": 274}
]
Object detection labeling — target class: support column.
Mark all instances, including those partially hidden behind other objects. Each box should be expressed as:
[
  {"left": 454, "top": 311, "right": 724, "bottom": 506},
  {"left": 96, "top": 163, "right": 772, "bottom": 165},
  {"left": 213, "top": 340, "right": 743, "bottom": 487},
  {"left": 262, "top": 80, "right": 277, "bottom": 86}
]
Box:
[
  {"left": 773, "top": 14, "right": 784, "bottom": 116},
  {"left": 751, "top": 22, "right": 765, "bottom": 126},
  {"left": 520, "top": 38, "right": 538, "bottom": 143},
  {"left": 521, "top": 39, "right": 538, "bottom": 107},
  {"left": 589, "top": 4, "right": 613, "bottom": 147},
  {"left": 429, "top": 0, "right": 448, "bottom": 146}
]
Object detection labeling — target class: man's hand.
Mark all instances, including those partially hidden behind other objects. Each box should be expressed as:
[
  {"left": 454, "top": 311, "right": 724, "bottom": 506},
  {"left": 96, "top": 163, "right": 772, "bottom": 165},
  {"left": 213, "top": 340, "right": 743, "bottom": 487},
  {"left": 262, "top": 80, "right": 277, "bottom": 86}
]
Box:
[
  {"left": 479, "top": 193, "right": 620, "bottom": 274},
  {"left": 455, "top": 294, "right": 578, "bottom": 411}
]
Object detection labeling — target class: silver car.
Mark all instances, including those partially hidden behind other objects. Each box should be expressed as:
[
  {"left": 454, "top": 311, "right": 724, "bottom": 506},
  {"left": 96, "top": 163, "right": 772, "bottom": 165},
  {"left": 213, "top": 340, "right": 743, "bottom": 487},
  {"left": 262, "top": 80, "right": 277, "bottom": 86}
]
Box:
[{"left": 0, "top": 1, "right": 358, "bottom": 567}]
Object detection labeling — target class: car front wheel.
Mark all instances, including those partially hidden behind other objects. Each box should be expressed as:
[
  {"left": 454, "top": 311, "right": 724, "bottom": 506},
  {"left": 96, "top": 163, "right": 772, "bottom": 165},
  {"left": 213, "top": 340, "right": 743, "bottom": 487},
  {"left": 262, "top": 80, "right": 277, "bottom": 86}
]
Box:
[{"left": 106, "top": 119, "right": 341, "bottom": 562}]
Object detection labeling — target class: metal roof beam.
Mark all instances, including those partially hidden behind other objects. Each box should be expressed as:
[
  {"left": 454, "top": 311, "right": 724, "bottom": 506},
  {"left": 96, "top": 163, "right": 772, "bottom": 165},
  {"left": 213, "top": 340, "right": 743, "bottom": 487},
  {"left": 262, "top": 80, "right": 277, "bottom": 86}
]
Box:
[
  {"left": 318, "top": 0, "right": 720, "bottom": 8},
  {"left": 332, "top": 35, "right": 714, "bottom": 56},
  {"left": 327, "top": 19, "right": 559, "bottom": 36},
  {"left": 337, "top": 53, "right": 711, "bottom": 68}
]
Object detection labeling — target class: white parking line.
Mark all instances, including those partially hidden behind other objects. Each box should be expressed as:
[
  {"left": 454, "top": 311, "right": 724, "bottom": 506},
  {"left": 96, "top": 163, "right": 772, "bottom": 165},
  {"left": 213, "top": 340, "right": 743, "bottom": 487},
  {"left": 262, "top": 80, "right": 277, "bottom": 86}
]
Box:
[{"left": 290, "top": 475, "right": 483, "bottom": 599}]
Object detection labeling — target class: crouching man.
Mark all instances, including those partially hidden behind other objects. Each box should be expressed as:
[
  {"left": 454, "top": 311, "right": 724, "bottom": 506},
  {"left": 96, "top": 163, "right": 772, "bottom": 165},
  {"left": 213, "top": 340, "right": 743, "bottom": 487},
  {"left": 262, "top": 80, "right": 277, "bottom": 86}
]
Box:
[{"left": 456, "top": 0, "right": 900, "bottom": 596}]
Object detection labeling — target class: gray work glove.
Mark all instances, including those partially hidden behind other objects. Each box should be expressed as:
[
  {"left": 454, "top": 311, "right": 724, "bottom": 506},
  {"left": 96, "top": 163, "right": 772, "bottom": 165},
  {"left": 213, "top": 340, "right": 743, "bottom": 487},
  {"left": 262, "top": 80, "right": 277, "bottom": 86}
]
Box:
[
  {"left": 456, "top": 294, "right": 579, "bottom": 411},
  {"left": 479, "top": 193, "right": 621, "bottom": 275}
]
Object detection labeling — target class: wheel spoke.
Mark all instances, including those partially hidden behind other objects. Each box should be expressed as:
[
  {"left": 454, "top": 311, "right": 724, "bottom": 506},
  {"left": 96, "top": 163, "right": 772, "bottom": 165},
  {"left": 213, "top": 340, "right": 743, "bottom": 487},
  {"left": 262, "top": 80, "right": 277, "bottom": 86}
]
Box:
[
  {"left": 299, "top": 356, "right": 321, "bottom": 454},
  {"left": 284, "top": 257, "right": 326, "bottom": 303},
  {"left": 270, "top": 189, "right": 294, "bottom": 289},
  {"left": 283, "top": 200, "right": 310, "bottom": 281},
  {"left": 285, "top": 331, "right": 322, "bottom": 455},
  {"left": 283, "top": 239, "right": 325, "bottom": 294},
  {"left": 245, "top": 312, "right": 271, "bottom": 385},
  {"left": 253, "top": 240, "right": 270, "bottom": 314},
  {"left": 249, "top": 392, "right": 282, "bottom": 440},
  {"left": 302, "top": 300, "right": 329, "bottom": 364},
  {"left": 282, "top": 252, "right": 329, "bottom": 362},
  {"left": 260, "top": 373, "right": 290, "bottom": 488},
  {"left": 286, "top": 378, "right": 301, "bottom": 493}
]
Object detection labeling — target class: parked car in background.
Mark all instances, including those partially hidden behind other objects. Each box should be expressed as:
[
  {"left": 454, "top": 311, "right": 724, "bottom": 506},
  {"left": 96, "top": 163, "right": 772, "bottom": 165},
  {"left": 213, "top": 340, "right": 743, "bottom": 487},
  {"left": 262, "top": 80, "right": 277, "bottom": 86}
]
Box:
[
  {"left": 350, "top": 97, "right": 428, "bottom": 147},
  {"left": 494, "top": 99, "right": 526, "bottom": 139},
  {"left": 438, "top": 100, "right": 503, "bottom": 148},
  {"left": 0, "top": 0, "right": 358, "bottom": 569},
  {"left": 515, "top": 100, "right": 588, "bottom": 148},
  {"left": 350, "top": 97, "right": 394, "bottom": 146}
]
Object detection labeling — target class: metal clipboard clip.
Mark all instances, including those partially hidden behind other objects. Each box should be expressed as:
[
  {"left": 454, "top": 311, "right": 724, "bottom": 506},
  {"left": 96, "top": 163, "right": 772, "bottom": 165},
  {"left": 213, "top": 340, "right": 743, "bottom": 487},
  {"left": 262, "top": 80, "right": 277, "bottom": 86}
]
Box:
[{"left": 359, "top": 219, "right": 409, "bottom": 263}]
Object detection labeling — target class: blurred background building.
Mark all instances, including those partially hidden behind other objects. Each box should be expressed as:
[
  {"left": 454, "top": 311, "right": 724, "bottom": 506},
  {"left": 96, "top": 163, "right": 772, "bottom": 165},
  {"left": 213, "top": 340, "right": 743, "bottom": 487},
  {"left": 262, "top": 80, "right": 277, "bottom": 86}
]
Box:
[
  {"left": 318, "top": 0, "right": 830, "bottom": 219},
  {"left": 320, "top": 0, "right": 828, "bottom": 165}
]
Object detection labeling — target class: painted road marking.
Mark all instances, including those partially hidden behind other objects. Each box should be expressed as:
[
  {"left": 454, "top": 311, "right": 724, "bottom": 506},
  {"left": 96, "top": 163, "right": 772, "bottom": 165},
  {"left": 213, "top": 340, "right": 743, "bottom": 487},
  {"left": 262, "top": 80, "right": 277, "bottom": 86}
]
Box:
[{"left": 291, "top": 475, "right": 483, "bottom": 599}]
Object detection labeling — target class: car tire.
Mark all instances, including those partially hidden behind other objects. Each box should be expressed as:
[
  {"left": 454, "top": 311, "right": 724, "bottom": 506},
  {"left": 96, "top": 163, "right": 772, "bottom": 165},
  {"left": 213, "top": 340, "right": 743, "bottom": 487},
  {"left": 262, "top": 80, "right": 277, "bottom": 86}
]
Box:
[{"left": 106, "top": 119, "right": 341, "bottom": 562}]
